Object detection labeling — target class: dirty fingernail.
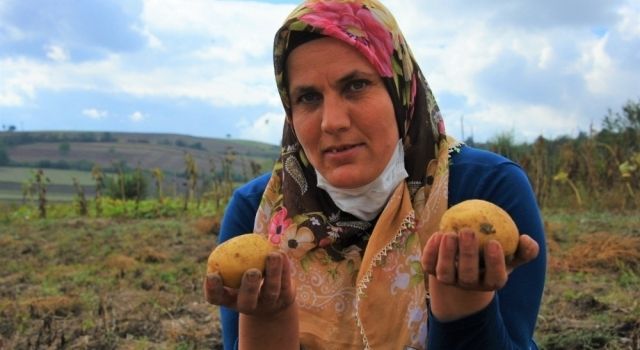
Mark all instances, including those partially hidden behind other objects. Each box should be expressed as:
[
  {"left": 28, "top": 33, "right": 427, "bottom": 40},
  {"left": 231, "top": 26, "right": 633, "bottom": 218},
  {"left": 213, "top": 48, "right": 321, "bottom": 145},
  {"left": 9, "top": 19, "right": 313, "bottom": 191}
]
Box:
[{"left": 247, "top": 270, "right": 261, "bottom": 282}]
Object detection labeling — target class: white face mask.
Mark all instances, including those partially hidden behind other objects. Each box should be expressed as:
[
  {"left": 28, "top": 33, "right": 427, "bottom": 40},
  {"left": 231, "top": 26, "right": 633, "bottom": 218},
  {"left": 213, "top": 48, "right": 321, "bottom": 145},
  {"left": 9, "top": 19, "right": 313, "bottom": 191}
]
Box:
[{"left": 316, "top": 139, "right": 408, "bottom": 221}]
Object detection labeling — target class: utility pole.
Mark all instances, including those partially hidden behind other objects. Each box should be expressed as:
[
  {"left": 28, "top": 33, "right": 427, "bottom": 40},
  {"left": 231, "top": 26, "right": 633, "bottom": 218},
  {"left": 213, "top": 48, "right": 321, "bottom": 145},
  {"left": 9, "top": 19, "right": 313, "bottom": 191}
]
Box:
[{"left": 460, "top": 114, "right": 465, "bottom": 141}]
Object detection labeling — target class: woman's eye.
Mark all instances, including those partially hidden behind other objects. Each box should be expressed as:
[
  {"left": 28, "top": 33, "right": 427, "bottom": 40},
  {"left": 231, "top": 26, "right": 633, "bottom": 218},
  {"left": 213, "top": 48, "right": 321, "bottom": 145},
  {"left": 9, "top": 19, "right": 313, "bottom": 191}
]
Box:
[
  {"left": 347, "top": 79, "right": 369, "bottom": 92},
  {"left": 297, "top": 92, "right": 321, "bottom": 104}
]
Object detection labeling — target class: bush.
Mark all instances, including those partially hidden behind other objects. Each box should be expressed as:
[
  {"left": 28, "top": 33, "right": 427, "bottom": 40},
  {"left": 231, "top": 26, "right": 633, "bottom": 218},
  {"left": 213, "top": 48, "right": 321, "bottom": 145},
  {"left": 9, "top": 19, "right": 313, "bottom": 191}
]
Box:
[
  {"left": 106, "top": 173, "right": 149, "bottom": 200},
  {"left": 0, "top": 145, "right": 9, "bottom": 166}
]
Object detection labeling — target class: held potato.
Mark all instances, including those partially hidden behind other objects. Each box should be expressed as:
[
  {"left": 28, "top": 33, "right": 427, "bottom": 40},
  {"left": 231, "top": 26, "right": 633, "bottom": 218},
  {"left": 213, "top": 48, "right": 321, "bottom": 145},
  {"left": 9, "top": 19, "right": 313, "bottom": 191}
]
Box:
[
  {"left": 207, "top": 233, "right": 275, "bottom": 288},
  {"left": 439, "top": 199, "right": 519, "bottom": 259}
]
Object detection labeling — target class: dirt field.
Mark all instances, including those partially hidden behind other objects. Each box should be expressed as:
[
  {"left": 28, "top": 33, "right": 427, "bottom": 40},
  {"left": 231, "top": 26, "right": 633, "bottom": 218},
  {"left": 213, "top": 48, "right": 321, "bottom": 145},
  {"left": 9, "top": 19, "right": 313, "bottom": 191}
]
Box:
[
  {"left": 0, "top": 217, "right": 223, "bottom": 349},
  {"left": 539, "top": 210, "right": 640, "bottom": 350},
  {"left": 0, "top": 210, "right": 639, "bottom": 349}
]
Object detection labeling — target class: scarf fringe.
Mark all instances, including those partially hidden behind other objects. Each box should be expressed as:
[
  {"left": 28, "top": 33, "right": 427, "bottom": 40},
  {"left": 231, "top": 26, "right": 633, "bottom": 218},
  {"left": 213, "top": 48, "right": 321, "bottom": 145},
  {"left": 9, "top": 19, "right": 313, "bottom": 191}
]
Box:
[{"left": 354, "top": 211, "right": 416, "bottom": 350}]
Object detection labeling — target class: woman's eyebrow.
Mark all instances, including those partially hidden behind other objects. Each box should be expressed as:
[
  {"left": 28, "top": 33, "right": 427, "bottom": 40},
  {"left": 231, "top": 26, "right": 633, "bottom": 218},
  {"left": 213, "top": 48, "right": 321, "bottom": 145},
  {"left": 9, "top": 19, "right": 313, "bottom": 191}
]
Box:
[
  {"left": 290, "top": 85, "right": 317, "bottom": 98},
  {"left": 336, "top": 70, "right": 375, "bottom": 86}
]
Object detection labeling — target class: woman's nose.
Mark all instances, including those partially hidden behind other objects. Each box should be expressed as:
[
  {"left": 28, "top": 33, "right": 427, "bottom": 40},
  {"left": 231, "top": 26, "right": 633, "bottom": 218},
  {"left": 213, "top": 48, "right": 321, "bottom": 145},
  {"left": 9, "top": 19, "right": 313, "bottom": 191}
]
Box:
[{"left": 320, "top": 96, "right": 350, "bottom": 133}]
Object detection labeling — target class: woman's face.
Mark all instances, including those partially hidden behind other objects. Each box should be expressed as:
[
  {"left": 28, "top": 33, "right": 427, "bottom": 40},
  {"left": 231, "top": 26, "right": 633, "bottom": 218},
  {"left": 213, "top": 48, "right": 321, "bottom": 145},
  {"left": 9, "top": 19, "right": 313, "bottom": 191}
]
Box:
[{"left": 287, "top": 37, "right": 399, "bottom": 189}]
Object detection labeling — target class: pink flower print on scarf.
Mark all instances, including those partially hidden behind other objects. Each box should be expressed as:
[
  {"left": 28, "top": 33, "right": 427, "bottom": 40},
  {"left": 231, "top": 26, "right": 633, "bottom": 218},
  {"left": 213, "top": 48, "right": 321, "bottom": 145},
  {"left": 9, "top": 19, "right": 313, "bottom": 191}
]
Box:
[
  {"left": 268, "top": 207, "right": 293, "bottom": 245},
  {"left": 301, "top": 1, "right": 394, "bottom": 77}
]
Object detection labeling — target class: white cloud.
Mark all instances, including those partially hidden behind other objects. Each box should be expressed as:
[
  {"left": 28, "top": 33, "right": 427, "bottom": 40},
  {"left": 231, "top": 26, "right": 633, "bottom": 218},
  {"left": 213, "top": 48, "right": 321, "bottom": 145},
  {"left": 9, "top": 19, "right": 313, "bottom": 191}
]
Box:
[
  {"left": 458, "top": 104, "right": 581, "bottom": 142},
  {"left": 82, "top": 108, "right": 108, "bottom": 119},
  {"left": 130, "top": 111, "right": 145, "bottom": 122},
  {"left": 385, "top": 0, "right": 638, "bottom": 142},
  {"left": 237, "top": 111, "right": 285, "bottom": 145},
  {"left": 44, "top": 44, "right": 69, "bottom": 62},
  {"left": 141, "top": 0, "right": 294, "bottom": 60},
  {"left": 617, "top": 1, "right": 640, "bottom": 39},
  {"left": 581, "top": 35, "right": 614, "bottom": 95},
  {"left": 133, "top": 24, "right": 164, "bottom": 49},
  {"left": 0, "top": 58, "right": 52, "bottom": 106},
  {"left": 0, "top": 91, "right": 22, "bottom": 106}
]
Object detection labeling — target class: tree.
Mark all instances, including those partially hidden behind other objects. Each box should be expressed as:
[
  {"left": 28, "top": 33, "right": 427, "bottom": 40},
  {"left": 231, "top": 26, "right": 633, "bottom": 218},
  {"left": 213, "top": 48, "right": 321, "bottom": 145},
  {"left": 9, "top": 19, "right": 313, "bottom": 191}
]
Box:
[
  {"left": 602, "top": 98, "right": 640, "bottom": 133},
  {"left": 100, "top": 132, "right": 116, "bottom": 142},
  {"left": 487, "top": 130, "right": 516, "bottom": 159},
  {"left": 106, "top": 173, "right": 148, "bottom": 200},
  {"left": 0, "top": 145, "right": 9, "bottom": 165},
  {"left": 59, "top": 142, "right": 71, "bottom": 155}
]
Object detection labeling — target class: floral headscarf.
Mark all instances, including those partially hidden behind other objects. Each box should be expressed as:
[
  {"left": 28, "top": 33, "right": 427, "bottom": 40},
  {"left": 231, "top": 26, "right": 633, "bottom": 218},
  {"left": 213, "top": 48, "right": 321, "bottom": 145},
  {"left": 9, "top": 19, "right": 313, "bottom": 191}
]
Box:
[{"left": 258, "top": 0, "right": 447, "bottom": 261}]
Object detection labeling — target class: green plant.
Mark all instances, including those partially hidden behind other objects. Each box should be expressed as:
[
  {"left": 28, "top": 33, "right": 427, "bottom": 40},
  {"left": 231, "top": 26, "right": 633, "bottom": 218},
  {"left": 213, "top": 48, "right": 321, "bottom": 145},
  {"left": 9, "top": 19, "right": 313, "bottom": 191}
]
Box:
[
  {"left": 183, "top": 152, "right": 198, "bottom": 211},
  {"left": 151, "top": 167, "right": 164, "bottom": 204},
  {"left": 72, "top": 177, "right": 88, "bottom": 216},
  {"left": 33, "top": 169, "right": 49, "bottom": 219},
  {"left": 91, "top": 164, "right": 105, "bottom": 216},
  {"left": 553, "top": 170, "right": 583, "bottom": 208},
  {"left": 105, "top": 172, "right": 148, "bottom": 201}
]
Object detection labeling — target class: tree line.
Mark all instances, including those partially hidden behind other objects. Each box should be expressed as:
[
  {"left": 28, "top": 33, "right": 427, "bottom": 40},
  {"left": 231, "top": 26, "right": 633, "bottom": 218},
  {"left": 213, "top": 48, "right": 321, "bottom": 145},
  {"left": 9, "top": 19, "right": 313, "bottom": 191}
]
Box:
[{"left": 476, "top": 98, "right": 639, "bottom": 210}]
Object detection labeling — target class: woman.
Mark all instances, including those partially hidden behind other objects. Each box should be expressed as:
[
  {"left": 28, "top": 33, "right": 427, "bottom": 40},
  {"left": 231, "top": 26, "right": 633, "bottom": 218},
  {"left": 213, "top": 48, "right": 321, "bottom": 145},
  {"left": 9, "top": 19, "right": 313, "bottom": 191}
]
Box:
[{"left": 205, "top": 1, "right": 546, "bottom": 349}]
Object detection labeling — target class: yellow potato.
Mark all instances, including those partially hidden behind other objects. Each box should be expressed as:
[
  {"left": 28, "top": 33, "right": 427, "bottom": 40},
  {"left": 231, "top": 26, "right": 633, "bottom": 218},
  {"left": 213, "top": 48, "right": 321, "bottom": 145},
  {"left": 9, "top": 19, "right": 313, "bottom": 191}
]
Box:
[
  {"left": 207, "top": 233, "right": 275, "bottom": 288},
  {"left": 439, "top": 199, "right": 519, "bottom": 258}
]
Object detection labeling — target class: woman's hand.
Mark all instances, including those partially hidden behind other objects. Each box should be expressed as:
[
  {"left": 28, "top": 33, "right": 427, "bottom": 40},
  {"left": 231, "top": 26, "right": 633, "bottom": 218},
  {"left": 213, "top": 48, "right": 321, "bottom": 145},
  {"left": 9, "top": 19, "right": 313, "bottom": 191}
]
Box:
[
  {"left": 421, "top": 229, "right": 539, "bottom": 321},
  {"left": 422, "top": 229, "right": 539, "bottom": 291},
  {"left": 204, "top": 251, "right": 296, "bottom": 317},
  {"left": 205, "top": 251, "right": 299, "bottom": 349}
]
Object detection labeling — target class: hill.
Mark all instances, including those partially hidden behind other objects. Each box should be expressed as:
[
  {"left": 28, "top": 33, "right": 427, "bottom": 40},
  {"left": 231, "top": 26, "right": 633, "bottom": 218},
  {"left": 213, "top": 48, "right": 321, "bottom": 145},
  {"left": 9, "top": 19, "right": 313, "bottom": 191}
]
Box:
[
  {"left": 0, "top": 131, "right": 280, "bottom": 202},
  {"left": 1, "top": 131, "right": 279, "bottom": 175}
]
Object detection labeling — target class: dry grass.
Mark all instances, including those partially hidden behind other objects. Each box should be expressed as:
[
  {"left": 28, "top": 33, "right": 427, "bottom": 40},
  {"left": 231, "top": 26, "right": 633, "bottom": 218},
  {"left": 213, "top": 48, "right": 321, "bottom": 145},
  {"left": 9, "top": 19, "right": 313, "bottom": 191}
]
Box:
[
  {"left": 547, "top": 231, "right": 640, "bottom": 274},
  {"left": 0, "top": 218, "right": 222, "bottom": 349},
  {"left": 192, "top": 216, "right": 221, "bottom": 236},
  {"left": 104, "top": 254, "right": 139, "bottom": 272},
  {"left": 22, "top": 296, "right": 83, "bottom": 318},
  {"left": 539, "top": 210, "right": 640, "bottom": 350},
  {"left": 564, "top": 233, "right": 640, "bottom": 272}
]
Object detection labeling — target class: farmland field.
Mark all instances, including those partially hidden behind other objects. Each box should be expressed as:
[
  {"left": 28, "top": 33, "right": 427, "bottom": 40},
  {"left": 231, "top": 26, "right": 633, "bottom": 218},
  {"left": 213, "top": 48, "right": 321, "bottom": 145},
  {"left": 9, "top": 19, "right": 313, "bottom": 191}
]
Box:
[
  {"left": 0, "top": 208, "right": 638, "bottom": 349},
  {"left": 0, "top": 167, "right": 95, "bottom": 202},
  {"left": 0, "top": 189, "right": 75, "bottom": 202},
  {"left": 0, "top": 167, "right": 94, "bottom": 186}
]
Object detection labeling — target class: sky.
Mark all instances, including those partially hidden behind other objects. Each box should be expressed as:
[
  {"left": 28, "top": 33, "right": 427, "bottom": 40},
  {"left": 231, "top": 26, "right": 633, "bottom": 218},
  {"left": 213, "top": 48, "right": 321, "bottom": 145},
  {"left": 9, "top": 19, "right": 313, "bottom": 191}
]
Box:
[{"left": 1, "top": 0, "right": 639, "bottom": 145}]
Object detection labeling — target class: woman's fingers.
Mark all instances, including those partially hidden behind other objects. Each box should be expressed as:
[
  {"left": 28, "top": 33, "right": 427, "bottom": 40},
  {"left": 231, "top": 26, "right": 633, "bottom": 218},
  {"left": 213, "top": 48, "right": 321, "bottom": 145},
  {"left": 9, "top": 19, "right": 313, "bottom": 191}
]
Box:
[
  {"left": 422, "top": 233, "right": 443, "bottom": 274},
  {"left": 203, "top": 273, "right": 220, "bottom": 304},
  {"left": 260, "top": 252, "right": 284, "bottom": 306},
  {"left": 279, "top": 253, "right": 295, "bottom": 303},
  {"left": 435, "top": 233, "right": 458, "bottom": 284},
  {"left": 481, "top": 240, "right": 508, "bottom": 290},
  {"left": 204, "top": 273, "right": 238, "bottom": 307},
  {"left": 423, "top": 230, "right": 536, "bottom": 291},
  {"left": 206, "top": 251, "right": 295, "bottom": 316},
  {"left": 236, "top": 269, "right": 262, "bottom": 313},
  {"left": 456, "top": 229, "right": 479, "bottom": 287},
  {"left": 508, "top": 234, "right": 540, "bottom": 271}
]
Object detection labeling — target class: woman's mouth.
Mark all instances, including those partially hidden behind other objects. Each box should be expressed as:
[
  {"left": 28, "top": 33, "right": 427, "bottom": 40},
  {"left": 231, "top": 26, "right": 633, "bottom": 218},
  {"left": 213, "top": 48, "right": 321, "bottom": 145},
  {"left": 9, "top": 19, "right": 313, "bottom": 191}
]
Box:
[
  {"left": 327, "top": 145, "right": 354, "bottom": 153},
  {"left": 321, "top": 143, "right": 364, "bottom": 163},
  {"left": 324, "top": 143, "right": 361, "bottom": 154}
]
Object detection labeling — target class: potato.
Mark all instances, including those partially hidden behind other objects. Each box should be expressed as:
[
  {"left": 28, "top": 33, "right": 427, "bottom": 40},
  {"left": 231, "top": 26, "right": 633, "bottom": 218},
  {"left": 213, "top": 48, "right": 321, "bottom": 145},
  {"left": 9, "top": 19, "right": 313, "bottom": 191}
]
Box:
[
  {"left": 207, "top": 233, "right": 275, "bottom": 288},
  {"left": 439, "top": 199, "right": 519, "bottom": 258}
]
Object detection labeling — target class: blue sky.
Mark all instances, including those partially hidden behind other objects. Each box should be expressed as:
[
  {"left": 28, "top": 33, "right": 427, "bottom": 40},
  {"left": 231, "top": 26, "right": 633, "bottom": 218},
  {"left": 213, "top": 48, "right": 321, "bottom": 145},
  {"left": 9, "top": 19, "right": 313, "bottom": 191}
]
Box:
[{"left": 1, "top": 0, "right": 639, "bottom": 145}]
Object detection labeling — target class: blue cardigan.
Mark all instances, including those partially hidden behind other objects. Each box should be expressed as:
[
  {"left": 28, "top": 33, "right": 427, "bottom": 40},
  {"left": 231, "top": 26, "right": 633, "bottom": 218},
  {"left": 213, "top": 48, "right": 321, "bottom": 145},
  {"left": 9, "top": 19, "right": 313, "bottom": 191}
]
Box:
[{"left": 217, "top": 145, "right": 546, "bottom": 350}]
